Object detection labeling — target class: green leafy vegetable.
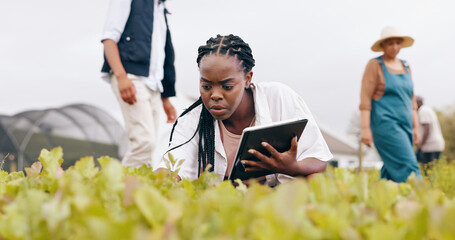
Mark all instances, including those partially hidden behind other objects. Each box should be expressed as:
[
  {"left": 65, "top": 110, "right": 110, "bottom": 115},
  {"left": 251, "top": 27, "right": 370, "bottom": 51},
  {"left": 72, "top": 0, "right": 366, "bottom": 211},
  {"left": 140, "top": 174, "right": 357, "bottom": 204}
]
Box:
[{"left": 0, "top": 147, "right": 455, "bottom": 239}]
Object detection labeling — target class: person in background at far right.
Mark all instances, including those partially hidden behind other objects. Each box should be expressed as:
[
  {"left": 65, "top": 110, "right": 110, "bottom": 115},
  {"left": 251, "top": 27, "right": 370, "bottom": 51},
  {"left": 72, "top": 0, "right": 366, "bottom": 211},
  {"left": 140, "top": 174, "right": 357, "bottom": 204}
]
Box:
[
  {"left": 415, "top": 95, "right": 445, "bottom": 166},
  {"left": 359, "top": 26, "right": 421, "bottom": 183}
]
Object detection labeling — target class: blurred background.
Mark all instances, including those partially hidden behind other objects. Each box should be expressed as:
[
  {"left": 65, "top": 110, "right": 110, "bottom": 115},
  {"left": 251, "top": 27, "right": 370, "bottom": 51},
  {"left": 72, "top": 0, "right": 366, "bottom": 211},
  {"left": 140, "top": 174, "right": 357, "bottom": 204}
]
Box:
[{"left": 1, "top": 0, "right": 454, "bottom": 171}]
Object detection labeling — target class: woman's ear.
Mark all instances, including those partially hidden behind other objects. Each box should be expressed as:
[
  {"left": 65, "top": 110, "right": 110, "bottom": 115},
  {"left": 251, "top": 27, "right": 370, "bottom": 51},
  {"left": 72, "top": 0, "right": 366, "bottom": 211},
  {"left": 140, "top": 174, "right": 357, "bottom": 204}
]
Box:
[{"left": 245, "top": 71, "right": 253, "bottom": 88}]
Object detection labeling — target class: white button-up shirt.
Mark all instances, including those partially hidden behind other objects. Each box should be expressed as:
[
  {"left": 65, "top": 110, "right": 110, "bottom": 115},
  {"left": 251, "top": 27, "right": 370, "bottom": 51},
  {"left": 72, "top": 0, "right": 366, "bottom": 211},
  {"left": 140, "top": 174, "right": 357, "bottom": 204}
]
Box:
[
  {"left": 101, "top": 0, "right": 167, "bottom": 92},
  {"left": 162, "top": 82, "right": 333, "bottom": 185}
]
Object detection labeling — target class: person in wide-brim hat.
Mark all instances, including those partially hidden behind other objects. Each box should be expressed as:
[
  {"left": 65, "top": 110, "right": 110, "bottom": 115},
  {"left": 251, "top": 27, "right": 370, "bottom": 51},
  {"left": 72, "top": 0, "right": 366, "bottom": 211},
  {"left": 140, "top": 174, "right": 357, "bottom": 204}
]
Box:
[
  {"left": 371, "top": 25, "right": 414, "bottom": 52},
  {"left": 359, "top": 25, "right": 421, "bottom": 183}
]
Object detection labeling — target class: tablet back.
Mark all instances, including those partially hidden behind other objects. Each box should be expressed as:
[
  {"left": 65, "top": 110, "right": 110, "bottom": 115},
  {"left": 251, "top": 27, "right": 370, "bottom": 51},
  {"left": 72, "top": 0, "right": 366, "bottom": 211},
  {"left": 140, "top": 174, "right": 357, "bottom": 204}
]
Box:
[{"left": 229, "top": 118, "right": 308, "bottom": 181}]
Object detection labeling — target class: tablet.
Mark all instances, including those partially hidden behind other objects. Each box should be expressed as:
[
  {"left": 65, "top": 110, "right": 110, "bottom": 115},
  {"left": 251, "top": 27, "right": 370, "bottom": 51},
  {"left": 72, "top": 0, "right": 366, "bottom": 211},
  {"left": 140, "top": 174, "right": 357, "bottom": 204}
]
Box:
[{"left": 228, "top": 118, "right": 308, "bottom": 181}]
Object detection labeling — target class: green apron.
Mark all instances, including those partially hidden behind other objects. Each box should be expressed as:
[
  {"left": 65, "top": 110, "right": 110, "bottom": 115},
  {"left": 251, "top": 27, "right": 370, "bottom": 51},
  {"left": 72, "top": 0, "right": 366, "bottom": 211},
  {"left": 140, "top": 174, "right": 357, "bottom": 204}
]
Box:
[{"left": 371, "top": 56, "right": 421, "bottom": 182}]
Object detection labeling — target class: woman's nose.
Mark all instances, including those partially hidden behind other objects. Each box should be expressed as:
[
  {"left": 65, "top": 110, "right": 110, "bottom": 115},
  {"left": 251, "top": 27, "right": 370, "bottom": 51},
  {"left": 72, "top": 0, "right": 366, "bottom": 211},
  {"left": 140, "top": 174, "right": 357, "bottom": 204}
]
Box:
[{"left": 211, "top": 89, "right": 222, "bottom": 101}]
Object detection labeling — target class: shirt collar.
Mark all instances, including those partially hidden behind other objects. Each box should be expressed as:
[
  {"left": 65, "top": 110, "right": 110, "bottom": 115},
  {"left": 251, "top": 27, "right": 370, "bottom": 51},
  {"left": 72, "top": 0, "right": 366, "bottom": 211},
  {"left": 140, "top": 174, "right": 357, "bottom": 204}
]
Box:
[{"left": 250, "top": 82, "right": 272, "bottom": 126}]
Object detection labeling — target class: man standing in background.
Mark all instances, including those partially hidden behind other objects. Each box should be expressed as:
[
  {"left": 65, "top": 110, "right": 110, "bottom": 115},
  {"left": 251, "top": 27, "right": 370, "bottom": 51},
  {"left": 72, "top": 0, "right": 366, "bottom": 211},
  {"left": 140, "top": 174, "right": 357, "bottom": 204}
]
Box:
[
  {"left": 416, "top": 95, "right": 445, "bottom": 165},
  {"left": 101, "top": 0, "right": 177, "bottom": 168}
]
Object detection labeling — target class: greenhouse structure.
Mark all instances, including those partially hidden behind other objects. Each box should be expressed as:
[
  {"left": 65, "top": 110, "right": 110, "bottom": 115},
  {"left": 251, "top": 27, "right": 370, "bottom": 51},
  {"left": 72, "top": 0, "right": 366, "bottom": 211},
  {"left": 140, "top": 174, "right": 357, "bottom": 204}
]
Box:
[{"left": 0, "top": 104, "right": 127, "bottom": 172}]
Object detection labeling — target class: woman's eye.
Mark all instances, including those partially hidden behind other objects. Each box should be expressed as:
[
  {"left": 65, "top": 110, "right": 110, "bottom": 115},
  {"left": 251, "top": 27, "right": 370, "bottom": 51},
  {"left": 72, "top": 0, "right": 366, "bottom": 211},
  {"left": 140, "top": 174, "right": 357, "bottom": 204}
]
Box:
[
  {"left": 223, "top": 85, "right": 233, "bottom": 90},
  {"left": 201, "top": 85, "right": 211, "bottom": 90}
]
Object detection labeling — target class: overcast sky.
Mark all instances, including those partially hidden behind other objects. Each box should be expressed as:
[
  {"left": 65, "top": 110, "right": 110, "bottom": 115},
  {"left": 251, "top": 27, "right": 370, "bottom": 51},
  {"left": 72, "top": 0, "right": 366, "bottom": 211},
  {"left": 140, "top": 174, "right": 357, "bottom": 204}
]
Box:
[{"left": 1, "top": 0, "right": 454, "bottom": 134}]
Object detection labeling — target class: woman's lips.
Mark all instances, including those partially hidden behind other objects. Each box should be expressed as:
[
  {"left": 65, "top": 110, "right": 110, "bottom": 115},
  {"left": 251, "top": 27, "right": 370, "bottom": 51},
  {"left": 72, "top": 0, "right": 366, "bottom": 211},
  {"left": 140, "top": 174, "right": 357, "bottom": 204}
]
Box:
[{"left": 210, "top": 106, "right": 226, "bottom": 116}]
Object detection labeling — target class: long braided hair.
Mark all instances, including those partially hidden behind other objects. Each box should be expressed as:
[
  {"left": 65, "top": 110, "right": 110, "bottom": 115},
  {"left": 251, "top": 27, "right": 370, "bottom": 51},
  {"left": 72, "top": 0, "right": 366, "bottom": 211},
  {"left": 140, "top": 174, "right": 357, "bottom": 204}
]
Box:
[{"left": 168, "top": 34, "right": 255, "bottom": 176}]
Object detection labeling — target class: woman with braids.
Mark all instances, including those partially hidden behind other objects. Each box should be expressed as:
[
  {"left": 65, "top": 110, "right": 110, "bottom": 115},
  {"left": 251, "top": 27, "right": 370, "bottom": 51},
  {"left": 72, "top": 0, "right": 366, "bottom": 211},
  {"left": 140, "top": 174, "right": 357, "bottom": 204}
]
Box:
[{"left": 159, "top": 34, "right": 332, "bottom": 185}]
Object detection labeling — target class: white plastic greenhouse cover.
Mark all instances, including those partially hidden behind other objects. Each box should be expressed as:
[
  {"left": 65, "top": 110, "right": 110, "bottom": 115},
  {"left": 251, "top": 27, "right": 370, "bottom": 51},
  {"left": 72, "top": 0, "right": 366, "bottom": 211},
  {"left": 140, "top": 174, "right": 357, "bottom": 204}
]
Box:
[{"left": 0, "top": 104, "right": 127, "bottom": 172}]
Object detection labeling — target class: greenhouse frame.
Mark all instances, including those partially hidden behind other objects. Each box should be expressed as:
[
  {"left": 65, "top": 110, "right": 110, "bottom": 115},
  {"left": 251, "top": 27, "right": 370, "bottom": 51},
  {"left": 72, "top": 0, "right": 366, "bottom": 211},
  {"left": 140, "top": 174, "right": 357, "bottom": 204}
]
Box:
[{"left": 0, "top": 104, "right": 126, "bottom": 172}]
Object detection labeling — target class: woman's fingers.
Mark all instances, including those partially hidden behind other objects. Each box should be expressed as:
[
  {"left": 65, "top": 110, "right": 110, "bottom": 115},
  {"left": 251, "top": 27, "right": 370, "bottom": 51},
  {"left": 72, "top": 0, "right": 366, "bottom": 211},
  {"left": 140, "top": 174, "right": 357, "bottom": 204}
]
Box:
[
  {"left": 247, "top": 148, "right": 274, "bottom": 166},
  {"left": 246, "top": 137, "right": 298, "bottom": 171},
  {"left": 261, "top": 142, "right": 280, "bottom": 159},
  {"left": 242, "top": 159, "right": 267, "bottom": 171},
  {"left": 262, "top": 137, "right": 297, "bottom": 158},
  {"left": 361, "top": 136, "right": 373, "bottom": 147},
  {"left": 289, "top": 136, "right": 298, "bottom": 153},
  {"left": 244, "top": 166, "right": 267, "bottom": 172},
  {"left": 361, "top": 128, "right": 374, "bottom": 147}
]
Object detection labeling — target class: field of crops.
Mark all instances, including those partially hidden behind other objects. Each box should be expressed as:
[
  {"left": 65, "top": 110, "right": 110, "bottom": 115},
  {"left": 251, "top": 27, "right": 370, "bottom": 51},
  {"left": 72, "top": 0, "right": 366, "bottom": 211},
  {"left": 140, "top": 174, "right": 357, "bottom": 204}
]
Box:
[{"left": 1, "top": 147, "right": 455, "bottom": 240}]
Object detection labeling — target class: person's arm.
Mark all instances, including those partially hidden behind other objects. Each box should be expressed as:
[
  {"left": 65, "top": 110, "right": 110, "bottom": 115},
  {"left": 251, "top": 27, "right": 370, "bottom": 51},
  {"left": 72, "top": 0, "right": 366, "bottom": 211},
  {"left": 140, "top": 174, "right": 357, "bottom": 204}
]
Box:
[
  {"left": 160, "top": 14, "right": 177, "bottom": 123},
  {"left": 412, "top": 108, "right": 419, "bottom": 145},
  {"left": 161, "top": 18, "right": 176, "bottom": 99},
  {"left": 101, "top": 0, "right": 135, "bottom": 104},
  {"left": 360, "top": 110, "right": 373, "bottom": 147},
  {"left": 161, "top": 97, "right": 177, "bottom": 123},
  {"left": 103, "top": 39, "right": 137, "bottom": 105},
  {"left": 409, "top": 66, "right": 419, "bottom": 145},
  {"left": 418, "top": 123, "right": 430, "bottom": 149},
  {"left": 242, "top": 137, "right": 326, "bottom": 177},
  {"left": 359, "top": 59, "right": 379, "bottom": 147}
]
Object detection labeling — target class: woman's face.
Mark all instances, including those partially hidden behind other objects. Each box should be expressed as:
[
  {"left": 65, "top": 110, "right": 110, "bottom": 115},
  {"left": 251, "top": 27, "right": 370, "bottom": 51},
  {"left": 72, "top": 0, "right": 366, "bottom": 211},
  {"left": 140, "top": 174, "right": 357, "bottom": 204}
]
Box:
[
  {"left": 199, "top": 54, "right": 252, "bottom": 120},
  {"left": 382, "top": 38, "right": 403, "bottom": 58}
]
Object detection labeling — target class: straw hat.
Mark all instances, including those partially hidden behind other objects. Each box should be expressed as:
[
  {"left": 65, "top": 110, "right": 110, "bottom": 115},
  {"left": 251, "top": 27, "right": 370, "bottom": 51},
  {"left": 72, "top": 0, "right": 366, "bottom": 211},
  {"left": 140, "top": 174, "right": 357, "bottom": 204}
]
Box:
[{"left": 371, "top": 26, "right": 414, "bottom": 52}]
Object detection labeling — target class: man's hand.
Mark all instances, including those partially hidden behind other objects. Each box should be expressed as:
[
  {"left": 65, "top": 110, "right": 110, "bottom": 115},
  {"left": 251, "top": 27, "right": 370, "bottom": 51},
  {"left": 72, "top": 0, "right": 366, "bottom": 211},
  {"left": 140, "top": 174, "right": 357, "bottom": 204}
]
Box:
[
  {"left": 103, "top": 39, "right": 136, "bottom": 105},
  {"left": 117, "top": 75, "right": 137, "bottom": 105},
  {"left": 242, "top": 136, "right": 299, "bottom": 176},
  {"left": 162, "top": 97, "right": 177, "bottom": 123}
]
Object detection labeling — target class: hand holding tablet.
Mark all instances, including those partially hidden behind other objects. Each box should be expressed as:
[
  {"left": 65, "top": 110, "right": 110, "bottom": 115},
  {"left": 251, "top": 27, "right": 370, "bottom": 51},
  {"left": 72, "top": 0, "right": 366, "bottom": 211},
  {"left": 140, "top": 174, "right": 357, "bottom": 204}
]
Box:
[{"left": 228, "top": 118, "right": 308, "bottom": 180}]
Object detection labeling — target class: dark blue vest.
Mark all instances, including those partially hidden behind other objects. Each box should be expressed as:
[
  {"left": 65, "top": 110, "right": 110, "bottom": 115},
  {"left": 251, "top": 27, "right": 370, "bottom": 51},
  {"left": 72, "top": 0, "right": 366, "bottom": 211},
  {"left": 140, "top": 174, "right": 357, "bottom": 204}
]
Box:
[{"left": 101, "top": 0, "right": 176, "bottom": 97}]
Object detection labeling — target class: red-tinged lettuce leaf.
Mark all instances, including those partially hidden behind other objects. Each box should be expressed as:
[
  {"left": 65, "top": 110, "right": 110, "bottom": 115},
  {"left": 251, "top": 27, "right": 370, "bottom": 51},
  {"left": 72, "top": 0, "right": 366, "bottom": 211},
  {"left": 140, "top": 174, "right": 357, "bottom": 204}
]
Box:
[{"left": 24, "top": 161, "right": 42, "bottom": 178}]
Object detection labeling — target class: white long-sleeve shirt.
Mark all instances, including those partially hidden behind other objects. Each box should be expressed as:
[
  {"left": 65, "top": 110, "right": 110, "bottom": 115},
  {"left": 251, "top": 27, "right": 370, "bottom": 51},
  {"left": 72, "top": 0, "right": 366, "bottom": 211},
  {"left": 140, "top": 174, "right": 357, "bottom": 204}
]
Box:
[{"left": 161, "top": 82, "right": 333, "bottom": 185}]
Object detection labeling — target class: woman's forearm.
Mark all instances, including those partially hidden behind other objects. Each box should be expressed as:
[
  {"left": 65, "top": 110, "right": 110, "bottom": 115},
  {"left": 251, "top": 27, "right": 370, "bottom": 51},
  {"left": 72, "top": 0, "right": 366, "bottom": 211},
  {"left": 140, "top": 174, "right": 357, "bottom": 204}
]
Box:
[
  {"left": 360, "top": 110, "right": 374, "bottom": 146},
  {"left": 293, "top": 158, "right": 327, "bottom": 177},
  {"left": 360, "top": 110, "right": 371, "bottom": 130}
]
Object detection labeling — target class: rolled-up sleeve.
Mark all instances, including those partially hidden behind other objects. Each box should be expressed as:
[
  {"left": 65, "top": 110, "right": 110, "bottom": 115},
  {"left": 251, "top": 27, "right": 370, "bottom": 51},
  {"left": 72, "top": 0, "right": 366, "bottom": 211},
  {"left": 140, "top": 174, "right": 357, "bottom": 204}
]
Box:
[
  {"left": 294, "top": 97, "right": 333, "bottom": 162},
  {"left": 265, "top": 83, "right": 333, "bottom": 184},
  {"left": 101, "top": 0, "right": 131, "bottom": 42},
  {"left": 359, "top": 59, "right": 380, "bottom": 110}
]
